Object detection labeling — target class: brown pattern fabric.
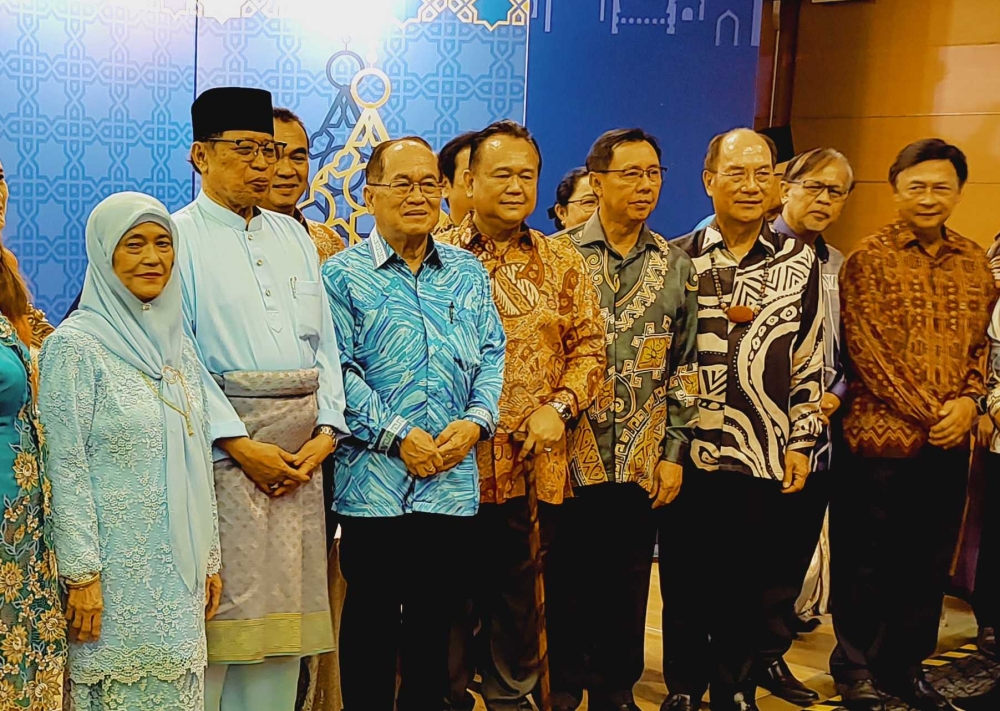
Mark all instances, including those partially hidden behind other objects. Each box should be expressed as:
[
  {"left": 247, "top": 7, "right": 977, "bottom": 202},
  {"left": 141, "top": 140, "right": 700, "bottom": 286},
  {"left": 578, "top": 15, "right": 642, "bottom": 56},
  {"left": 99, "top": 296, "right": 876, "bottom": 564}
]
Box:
[
  {"left": 437, "top": 214, "right": 605, "bottom": 505},
  {"left": 841, "top": 218, "right": 997, "bottom": 458}
]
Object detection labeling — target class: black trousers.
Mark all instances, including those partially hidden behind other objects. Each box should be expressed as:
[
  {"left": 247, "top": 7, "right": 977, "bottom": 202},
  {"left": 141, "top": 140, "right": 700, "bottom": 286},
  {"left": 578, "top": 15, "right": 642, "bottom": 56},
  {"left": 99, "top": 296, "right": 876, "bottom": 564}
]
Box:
[
  {"left": 475, "top": 498, "right": 558, "bottom": 711},
  {"left": 548, "top": 482, "right": 657, "bottom": 708},
  {"left": 758, "top": 468, "right": 831, "bottom": 665},
  {"left": 975, "top": 452, "right": 1000, "bottom": 630},
  {"left": 829, "top": 445, "right": 969, "bottom": 683},
  {"left": 658, "top": 468, "right": 805, "bottom": 707},
  {"left": 339, "top": 513, "right": 471, "bottom": 711}
]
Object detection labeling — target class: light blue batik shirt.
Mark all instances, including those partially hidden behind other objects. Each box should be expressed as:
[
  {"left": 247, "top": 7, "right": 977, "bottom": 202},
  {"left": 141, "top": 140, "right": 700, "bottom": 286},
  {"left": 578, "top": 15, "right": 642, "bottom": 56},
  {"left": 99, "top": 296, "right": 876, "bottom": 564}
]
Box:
[
  {"left": 323, "top": 229, "right": 506, "bottom": 518},
  {"left": 173, "top": 191, "right": 349, "bottom": 453}
]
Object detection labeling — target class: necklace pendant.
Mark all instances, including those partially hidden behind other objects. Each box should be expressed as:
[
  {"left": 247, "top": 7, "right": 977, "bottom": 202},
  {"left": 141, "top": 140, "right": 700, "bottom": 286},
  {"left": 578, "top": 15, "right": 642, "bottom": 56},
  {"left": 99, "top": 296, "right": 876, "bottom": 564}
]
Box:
[{"left": 727, "top": 305, "right": 756, "bottom": 324}]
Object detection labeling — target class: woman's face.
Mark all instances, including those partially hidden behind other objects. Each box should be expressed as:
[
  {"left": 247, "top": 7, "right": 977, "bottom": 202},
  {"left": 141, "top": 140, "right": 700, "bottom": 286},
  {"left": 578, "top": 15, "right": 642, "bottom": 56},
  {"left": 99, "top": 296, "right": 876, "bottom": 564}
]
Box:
[{"left": 112, "top": 222, "right": 174, "bottom": 303}]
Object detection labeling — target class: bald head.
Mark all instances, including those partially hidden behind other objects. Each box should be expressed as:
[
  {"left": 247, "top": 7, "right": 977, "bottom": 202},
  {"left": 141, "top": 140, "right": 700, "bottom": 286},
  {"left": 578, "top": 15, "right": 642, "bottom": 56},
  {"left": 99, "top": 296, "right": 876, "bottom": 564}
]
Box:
[
  {"left": 364, "top": 137, "right": 442, "bottom": 242},
  {"left": 703, "top": 128, "right": 777, "bottom": 225}
]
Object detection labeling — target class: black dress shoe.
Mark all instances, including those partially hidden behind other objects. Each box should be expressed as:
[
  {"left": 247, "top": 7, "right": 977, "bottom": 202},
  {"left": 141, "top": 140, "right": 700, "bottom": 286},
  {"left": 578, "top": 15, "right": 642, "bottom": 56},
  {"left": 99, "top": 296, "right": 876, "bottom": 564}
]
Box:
[
  {"left": 955, "top": 680, "right": 1000, "bottom": 711},
  {"left": 835, "top": 679, "right": 885, "bottom": 711},
  {"left": 660, "top": 693, "right": 697, "bottom": 711},
  {"left": 883, "top": 674, "right": 959, "bottom": 711},
  {"left": 757, "top": 658, "right": 820, "bottom": 706},
  {"left": 977, "top": 626, "right": 997, "bottom": 658}
]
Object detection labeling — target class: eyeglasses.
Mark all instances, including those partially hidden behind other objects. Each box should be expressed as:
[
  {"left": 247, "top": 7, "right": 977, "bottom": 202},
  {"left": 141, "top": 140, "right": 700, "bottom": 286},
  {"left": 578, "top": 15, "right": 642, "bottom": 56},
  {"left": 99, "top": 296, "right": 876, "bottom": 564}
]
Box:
[
  {"left": 205, "top": 139, "right": 287, "bottom": 164},
  {"left": 567, "top": 196, "right": 599, "bottom": 208},
  {"left": 594, "top": 166, "right": 667, "bottom": 184},
  {"left": 712, "top": 168, "right": 774, "bottom": 186},
  {"left": 788, "top": 180, "right": 851, "bottom": 202},
  {"left": 367, "top": 180, "right": 444, "bottom": 199}
]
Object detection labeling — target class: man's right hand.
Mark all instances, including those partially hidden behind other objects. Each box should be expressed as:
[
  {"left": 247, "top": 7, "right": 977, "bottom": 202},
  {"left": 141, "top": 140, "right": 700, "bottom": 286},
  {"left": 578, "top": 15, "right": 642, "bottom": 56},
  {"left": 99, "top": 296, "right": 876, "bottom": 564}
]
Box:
[
  {"left": 400, "top": 428, "right": 444, "bottom": 478},
  {"left": 219, "top": 437, "right": 310, "bottom": 497}
]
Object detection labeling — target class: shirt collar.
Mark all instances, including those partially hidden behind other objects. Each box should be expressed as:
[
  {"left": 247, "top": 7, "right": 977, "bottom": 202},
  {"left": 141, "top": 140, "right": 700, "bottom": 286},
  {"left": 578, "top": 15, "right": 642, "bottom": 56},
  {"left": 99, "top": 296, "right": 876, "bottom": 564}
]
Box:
[
  {"left": 577, "top": 211, "right": 664, "bottom": 255},
  {"left": 292, "top": 207, "right": 310, "bottom": 231},
  {"left": 890, "top": 217, "right": 956, "bottom": 255},
  {"left": 196, "top": 190, "right": 263, "bottom": 231},
  {"left": 701, "top": 221, "right": 777, "bottom": 257},
  {"left": 368, "top": 227, "right": 443, "bottom": 270},
  {"left": 460, "top": 212, "right": 535, "bottom": 251},
  {"left": 772, "top": 215, "right": 830, "bottom": 262}
]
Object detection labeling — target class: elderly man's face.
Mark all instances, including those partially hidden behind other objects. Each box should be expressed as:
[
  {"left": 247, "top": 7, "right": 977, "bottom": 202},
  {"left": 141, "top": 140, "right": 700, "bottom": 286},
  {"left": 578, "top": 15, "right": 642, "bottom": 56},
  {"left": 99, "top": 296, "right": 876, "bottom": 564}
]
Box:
[
  {"left": 592, "top": 141, "right": 661, "bottom": 225},
  {"left": 191, "top": 130, "right": 278, "bottom": 212},
  {"left": 704, "top": 130, "right": 775, "bottom": 225},
  {"left": 781, "top": 160, "right": 852, "bottom": 235},
  {"left": 363, "top": 141, "right": 442, "bottom": 241},
  {"left": 262, "top": 119, "right": 310, "bottom": 214},
  {"left": 893, "top": 159, "right": 963, "bottom": 233},
  {"left": 469, "top": 135, "right": 539, "bottom": 229},
  {"left": 0, "top": 158, "right": 8, "bottom": 233}
]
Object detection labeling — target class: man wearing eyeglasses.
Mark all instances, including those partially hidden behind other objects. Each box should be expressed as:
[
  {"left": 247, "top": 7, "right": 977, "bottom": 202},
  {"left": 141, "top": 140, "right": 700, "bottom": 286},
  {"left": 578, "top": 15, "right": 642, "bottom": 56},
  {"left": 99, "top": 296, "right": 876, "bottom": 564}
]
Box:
[
  {"left": 172, "top": 87, "right": 350, "bottom": 711},
  {"left": 438, "top": 120, "right": 606, "bottom": 711},
  {"left": 658, "top": 128, "right": 825, "bottom": 711},
  {"left": 544, "top": 128, "right": 699, "bottom": 711},
  {"left": 747, "top": 148, "right": 855, "bottom": 708},
  {"left": 322, "top": 136, "right": 506, "bottom": 711},
  {"left": 833, "top": 139, "right": 995, "bottom": 711}
]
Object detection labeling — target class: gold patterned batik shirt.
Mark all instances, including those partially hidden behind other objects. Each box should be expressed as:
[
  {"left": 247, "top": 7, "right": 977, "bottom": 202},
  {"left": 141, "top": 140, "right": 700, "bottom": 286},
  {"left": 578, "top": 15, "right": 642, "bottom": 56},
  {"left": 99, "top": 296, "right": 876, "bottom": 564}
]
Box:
[
  {"left": 292, "top": 209, "right": 346, "bottom": 264},
  {"left": 555, "top": 213, "right": 700, "bottom": 491},
  {"left": 437, "top": 214, "right": 606, "bottom": 505}
]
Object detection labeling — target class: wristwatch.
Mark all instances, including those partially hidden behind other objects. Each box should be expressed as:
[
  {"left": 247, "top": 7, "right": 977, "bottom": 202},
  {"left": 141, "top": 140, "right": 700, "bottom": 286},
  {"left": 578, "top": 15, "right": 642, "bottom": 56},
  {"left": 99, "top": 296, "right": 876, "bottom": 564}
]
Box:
[
  {"left": 548, "top": 400, "right": 573, "bottom": 423},
  {"left": 313, "top": 425, "right": 337, "bottom": 439}
]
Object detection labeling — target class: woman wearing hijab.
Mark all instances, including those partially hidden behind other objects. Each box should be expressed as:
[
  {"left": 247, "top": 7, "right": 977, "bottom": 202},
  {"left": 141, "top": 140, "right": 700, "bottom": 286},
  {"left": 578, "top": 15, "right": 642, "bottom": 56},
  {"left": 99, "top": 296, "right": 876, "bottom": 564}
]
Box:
[
  {"left": 39, "top": 192, "right": 222, "bottom": 710},
  {"left": 0, "top": 156, "right": 65, "bottom": 709}
]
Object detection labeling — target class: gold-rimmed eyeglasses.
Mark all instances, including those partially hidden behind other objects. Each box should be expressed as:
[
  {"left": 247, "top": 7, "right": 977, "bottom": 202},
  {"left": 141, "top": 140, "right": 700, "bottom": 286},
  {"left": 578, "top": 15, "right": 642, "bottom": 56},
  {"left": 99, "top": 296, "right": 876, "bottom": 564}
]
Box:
[
  {"left": 205, "top": 138, "right": 287, "bottom": 164},
  {"left": 367, "top": 180, "right": 445, "bottom": 199}
]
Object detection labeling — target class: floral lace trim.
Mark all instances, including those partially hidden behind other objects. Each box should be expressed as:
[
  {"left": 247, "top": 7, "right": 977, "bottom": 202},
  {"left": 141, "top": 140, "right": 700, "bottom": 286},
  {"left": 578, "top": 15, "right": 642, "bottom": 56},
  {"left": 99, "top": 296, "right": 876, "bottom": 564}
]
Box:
[{"left": 67, "top": 640, "right": 207, "bottom": 686}]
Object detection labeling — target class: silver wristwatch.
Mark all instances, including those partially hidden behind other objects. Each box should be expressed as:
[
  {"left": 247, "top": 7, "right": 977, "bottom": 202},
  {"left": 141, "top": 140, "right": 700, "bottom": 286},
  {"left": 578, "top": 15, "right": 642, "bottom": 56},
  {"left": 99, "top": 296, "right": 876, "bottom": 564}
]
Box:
[
  {"left": 548, "top": 400, "right": 573, "bottom": 423},
  {"left": 314, "top": 425, "right": 337, "bottom": 439}
]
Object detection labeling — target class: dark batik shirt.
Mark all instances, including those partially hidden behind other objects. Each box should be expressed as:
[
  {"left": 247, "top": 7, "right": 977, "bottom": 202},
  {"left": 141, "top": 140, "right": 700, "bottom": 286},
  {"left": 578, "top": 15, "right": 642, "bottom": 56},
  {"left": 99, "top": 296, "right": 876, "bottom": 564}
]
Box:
[
  {"left": 674, "top": 223, "right": 825, "bottom": 481},
  {"left": 555, "top": 213, "right": 700, "bottom": 490}
]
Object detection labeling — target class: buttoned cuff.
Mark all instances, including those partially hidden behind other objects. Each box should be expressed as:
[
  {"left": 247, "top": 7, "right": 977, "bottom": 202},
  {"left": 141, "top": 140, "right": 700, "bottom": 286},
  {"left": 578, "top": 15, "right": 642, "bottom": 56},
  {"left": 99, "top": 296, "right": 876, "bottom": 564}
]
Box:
[
  {"left": 376, "top": 415, "right": 413, "bottom": 454},
  {"left": 463, "top": 406, "right": 496, "bottom": 440},
  {"left": 662, "top": 439, "right": 689, "bottom": 465}
]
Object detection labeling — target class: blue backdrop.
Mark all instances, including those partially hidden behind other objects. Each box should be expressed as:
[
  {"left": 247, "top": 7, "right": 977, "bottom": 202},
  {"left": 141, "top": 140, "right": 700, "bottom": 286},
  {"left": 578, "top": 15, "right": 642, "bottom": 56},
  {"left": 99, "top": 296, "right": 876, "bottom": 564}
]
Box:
[{"left": 0, "top": 0, "right": 760, "bottom": 320}]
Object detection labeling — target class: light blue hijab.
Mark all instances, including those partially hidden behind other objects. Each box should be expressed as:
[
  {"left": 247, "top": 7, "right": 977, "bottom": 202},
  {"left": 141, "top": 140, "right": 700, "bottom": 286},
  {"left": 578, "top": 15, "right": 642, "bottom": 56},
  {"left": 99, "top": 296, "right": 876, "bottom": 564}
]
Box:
[{"left": 61, "top": 192, "right": 214, "bottom": 593}]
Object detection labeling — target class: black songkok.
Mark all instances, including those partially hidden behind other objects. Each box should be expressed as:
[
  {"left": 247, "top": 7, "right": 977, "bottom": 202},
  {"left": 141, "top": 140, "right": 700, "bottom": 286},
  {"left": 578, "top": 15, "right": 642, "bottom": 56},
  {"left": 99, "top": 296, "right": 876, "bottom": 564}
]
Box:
[{"left": 191, "top": 87, "right": 274, "bottom": 142}]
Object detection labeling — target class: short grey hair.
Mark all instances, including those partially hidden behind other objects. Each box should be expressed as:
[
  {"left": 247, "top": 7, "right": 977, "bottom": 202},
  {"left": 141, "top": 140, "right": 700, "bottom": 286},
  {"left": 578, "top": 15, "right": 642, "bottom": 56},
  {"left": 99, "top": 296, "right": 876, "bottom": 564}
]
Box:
[{"left": 783, "top": 148, "right": 855, "bottom": 191}]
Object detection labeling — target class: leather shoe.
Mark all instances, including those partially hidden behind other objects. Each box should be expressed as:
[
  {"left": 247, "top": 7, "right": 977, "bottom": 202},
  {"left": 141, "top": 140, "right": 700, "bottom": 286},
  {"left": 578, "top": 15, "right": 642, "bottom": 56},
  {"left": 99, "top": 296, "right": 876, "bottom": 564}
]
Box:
[
  {"left": 955, "top": 681, "right": 1000, "bottom": 711},
  {"left": 660, "top": 694, "right": 698, "bottom": 711},
  {"left": 835, "top": 679, "right": 885, "bottom": 711},
  {"left": 757, "top": 658, "right": 819, "bottom": 706},
  {"left": 883, "top": 674, "right": 959, "bottom": 711},
  {"left": 977, "top": 626, "right": 997, "bottom": 658}
]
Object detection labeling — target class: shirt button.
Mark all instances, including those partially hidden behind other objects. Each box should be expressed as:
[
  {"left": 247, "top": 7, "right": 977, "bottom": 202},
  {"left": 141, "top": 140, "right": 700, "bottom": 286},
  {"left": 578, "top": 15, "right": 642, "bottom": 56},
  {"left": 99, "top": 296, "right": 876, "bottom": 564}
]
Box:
[
  {"left": 256, "top": 259, "right": 263, "bottom": 266},
  {"left": 141, "top": 304, "right": 150, "bottom": 311},
  {"left": 248, "top": 235, "right": 253, "bottom": 241},
  {"left": 265, "top": 289, "right": 272, "bottom": 297}
]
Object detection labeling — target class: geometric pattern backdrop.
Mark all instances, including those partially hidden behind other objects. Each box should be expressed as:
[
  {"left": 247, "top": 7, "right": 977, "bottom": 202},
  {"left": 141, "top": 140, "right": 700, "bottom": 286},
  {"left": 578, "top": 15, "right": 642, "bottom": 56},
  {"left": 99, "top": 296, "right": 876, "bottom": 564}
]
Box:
[{"left": 0, "top": 0, "right": 760, "bottom": 320}]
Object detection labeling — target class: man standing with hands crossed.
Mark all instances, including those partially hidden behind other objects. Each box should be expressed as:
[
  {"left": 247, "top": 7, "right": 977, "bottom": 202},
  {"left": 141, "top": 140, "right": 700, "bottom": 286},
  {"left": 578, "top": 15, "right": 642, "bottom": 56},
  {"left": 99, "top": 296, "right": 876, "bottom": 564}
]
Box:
[{"left": 323, "top": 136, "right": 506, "bottom": 711}]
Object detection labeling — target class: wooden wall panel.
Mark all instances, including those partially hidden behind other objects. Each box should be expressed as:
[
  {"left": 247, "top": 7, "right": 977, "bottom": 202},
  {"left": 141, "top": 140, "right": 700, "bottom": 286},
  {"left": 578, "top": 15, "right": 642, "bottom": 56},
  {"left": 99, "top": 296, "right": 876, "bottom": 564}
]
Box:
[{"left": 792, "top": 0, "right": 1000, "bottom": 252}]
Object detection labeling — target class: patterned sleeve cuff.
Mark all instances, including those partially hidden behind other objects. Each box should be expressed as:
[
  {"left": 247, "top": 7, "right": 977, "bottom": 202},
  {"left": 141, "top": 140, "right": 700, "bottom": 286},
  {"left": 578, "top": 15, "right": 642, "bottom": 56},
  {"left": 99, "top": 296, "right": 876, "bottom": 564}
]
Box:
[
  {"left": 548, "top": 390, "right": 579, "bottom": 418},
  {"left": 463, "top": 407, "right": 495, "bottom": 439},
  {"left": 662, "top": 438, "right": 689, "bottom": 465},
  {"left": 375, "top": 415, "right": 413, "bottom": 454}
]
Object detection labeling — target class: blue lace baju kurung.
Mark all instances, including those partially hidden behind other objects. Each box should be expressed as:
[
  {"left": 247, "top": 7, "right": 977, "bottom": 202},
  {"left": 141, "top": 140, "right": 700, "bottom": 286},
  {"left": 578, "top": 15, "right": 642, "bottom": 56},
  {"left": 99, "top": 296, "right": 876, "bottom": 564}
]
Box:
[
  {"left": 39, "top": 331, "right": 220, "bottom": 711},
  {"left": 0, "top": 315, "right": 65, "bottom": 709}
]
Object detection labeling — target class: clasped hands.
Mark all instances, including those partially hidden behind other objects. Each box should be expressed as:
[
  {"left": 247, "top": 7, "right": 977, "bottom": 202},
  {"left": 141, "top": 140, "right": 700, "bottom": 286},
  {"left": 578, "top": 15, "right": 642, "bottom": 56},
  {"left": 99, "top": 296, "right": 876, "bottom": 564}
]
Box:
[
  {"left": 400, "top": 420, "right": 481, "bottom": 478},
  {"left": 221, "top": 433, "right": 336, "bottom": 497},
  {"left": 928, "top": 396, "right": 978, "bottom": 450}
]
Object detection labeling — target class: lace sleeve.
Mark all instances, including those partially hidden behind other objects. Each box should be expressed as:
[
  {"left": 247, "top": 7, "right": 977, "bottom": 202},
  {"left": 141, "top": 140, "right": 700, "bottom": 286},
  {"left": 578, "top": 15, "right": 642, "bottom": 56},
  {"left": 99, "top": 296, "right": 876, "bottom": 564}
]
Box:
[
  {"left": 38, "top": 332, "right": 102, "bottom": 580},
  {"left": 187, "top": 343, "right": 221, "bottom": 577}
]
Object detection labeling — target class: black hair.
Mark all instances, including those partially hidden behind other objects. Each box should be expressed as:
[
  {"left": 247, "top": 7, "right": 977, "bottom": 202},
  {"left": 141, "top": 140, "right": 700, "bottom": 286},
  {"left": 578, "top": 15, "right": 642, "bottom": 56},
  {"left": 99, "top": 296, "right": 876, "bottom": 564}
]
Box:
[
  {"left": 547, "top": 167, "right": 590, "bottom": 230},
  {"left": 273, "top": 107, "right": 309, "bottom": 149},
  {"left": 468, "top": 120, "right": 542, "bottom": 173},
  {"left": 438, "top": 131, "right": 479, "bottom": 184},
  {"left": 586, "top": 128, "right": 662, "bottom": 173},
  {"left": 888, "top": 138, "right": 968, "bottom": 188}
]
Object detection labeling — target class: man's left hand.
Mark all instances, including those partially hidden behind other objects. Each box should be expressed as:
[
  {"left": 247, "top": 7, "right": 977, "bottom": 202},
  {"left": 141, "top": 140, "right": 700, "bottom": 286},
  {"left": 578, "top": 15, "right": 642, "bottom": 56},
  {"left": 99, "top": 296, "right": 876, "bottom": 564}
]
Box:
[
  {"left": 518, "top": 404, "right": 566, "bottom": 461},
  {"left": 928, "top": 397, "right": 978, "bottom": 450},
  {"left": 283, "top": 434, "right": 335, "bottom": 495},
  {"left": 435, "top": 420, "right": 482, "bottom": 472},
  {"left": 782, "top": 450, "right": 811, "bottom": 494},
  {"left": 650, "top": 461, "right": 683, "bottom": 509}
]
